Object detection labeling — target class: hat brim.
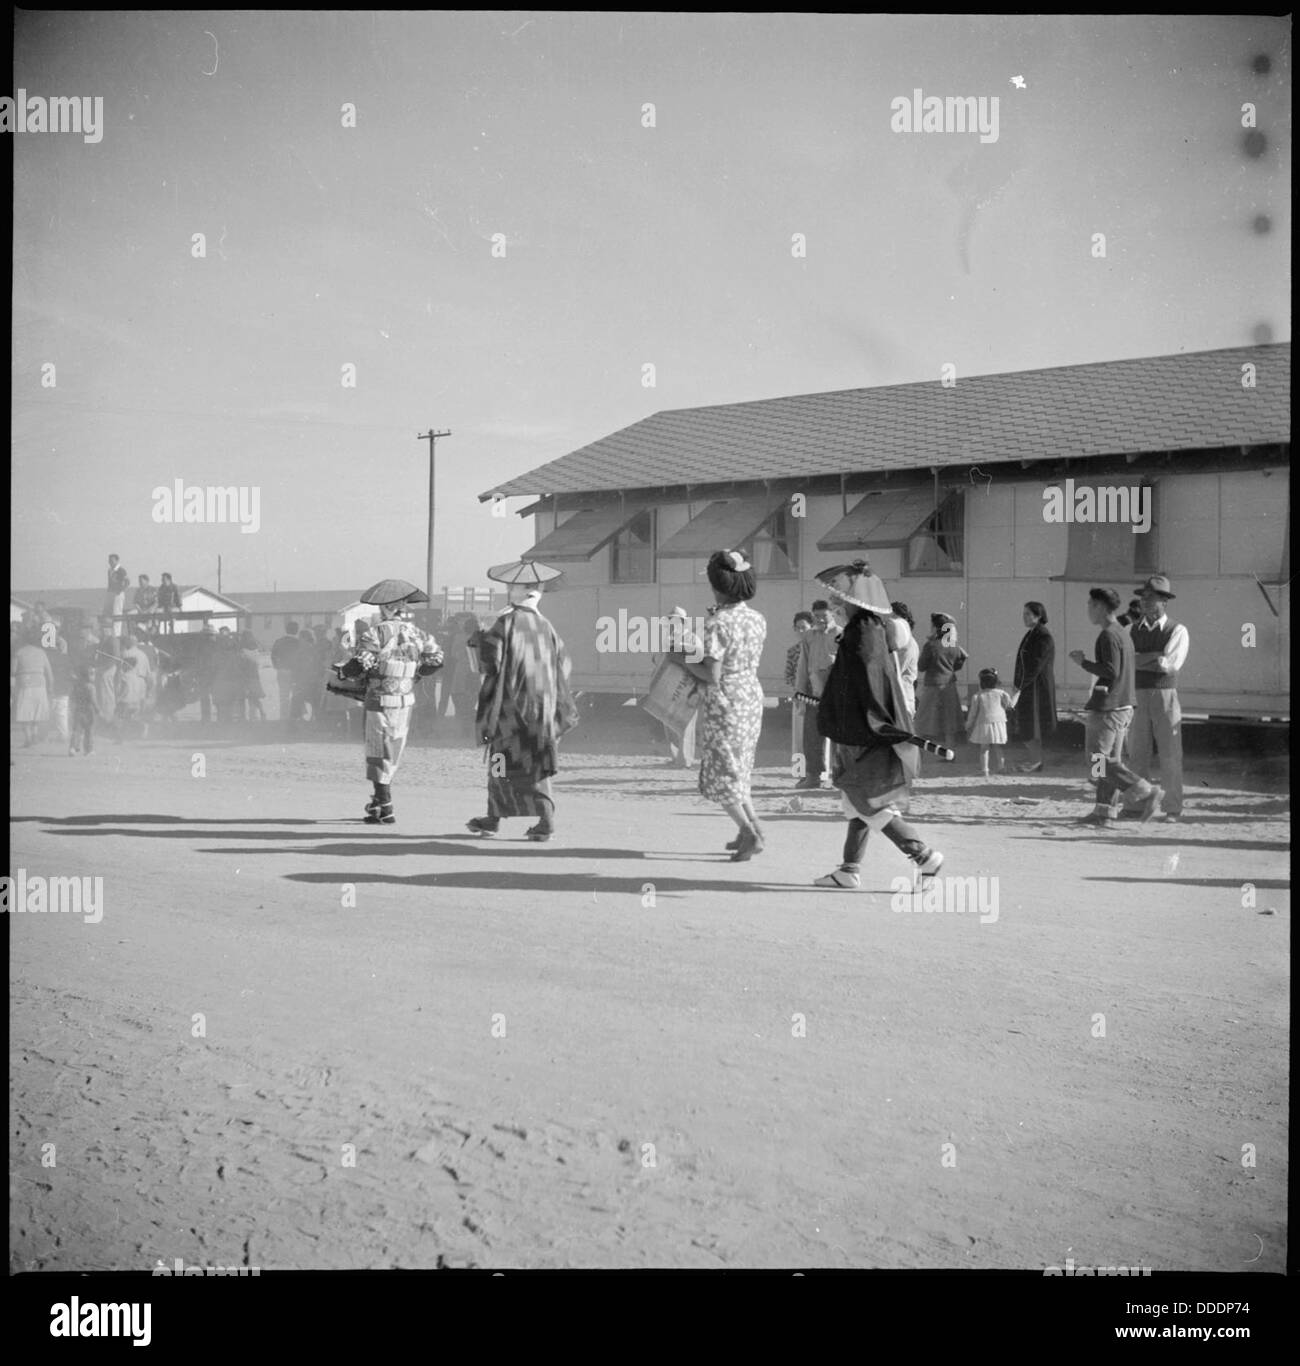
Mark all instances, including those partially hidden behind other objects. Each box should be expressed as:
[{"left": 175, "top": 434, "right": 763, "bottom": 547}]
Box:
[
  {"left": 360, "top": 578, "right": 426, "bottom": 605},
  {"left": 487, "top": 559, "right": 564, "bottom": 585}
]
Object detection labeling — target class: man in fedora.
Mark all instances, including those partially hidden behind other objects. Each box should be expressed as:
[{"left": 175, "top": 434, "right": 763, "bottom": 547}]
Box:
[
  {"left": 1120, "top": 574, "right": 1188, "bottom": 822},
  {"left": 335, "top": 580, "right": 443, "bottom": 824}
]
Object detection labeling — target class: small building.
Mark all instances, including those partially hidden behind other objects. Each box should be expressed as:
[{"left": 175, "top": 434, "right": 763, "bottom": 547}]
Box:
[
  {"left": 232, "top": 591, "right": 370, "bottom": 642},
  {"left": 480, "top": 342, "right": 1290, "bottom": 720}
]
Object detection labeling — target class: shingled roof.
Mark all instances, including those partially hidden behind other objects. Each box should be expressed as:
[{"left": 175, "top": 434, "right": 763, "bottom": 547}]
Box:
[{"left": 480, "top": 342, "right": 1290, "bottom": 501}]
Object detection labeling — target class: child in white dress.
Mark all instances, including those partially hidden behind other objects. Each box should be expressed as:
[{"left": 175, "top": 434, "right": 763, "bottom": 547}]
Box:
[{"left": 966, "top": 668, "right": 1016, "bottom": 776}]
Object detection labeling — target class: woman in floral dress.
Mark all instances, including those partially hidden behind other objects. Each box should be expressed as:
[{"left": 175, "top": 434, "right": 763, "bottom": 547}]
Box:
[{"left": 669, "top": 548, "right": 767, "bottom": 861}]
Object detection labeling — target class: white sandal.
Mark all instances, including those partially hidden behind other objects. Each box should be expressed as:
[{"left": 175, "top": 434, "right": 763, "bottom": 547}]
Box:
[{"left": 813, "top": 869, "right": 861, "bottom": 889}]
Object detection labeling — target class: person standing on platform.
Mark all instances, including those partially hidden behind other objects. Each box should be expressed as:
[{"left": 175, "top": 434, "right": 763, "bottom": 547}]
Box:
[
  {"left": 156, "top": 573, "right": 181, "bottom": 634},
  {"left": 104, "top": 555, "right": 130, "bottom": 637}
]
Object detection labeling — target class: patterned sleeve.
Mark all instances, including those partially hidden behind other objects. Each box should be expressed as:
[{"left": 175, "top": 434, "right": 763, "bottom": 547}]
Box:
[
  {"left": 352, "top": 621, "right": 382, "bottom": 673},
  {"left": 417, "top": 629, "right": 444, "bottom": 672},
  {"left": 477, "top": 620, "right": 506, "bottom": 677},
  {"left": 701, "top": 613, "right": 728, "bottom": 664}
]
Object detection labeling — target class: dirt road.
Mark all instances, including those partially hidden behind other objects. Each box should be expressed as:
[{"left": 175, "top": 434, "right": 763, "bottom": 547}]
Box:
[{"left": 8, "top": 730, "right": 1289, "bottom": 1270}]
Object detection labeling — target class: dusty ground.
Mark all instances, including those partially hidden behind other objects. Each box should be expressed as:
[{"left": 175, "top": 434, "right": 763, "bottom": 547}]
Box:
[{"left": 8, "top": 717, "right": 1290, "bottom": 1271}]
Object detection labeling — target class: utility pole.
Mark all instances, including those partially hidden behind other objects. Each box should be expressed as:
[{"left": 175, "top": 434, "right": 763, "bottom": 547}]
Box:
[
  {"left": 417, "top": 428, "right": 452, "bottom": 610},
  {"left": 217, "top": 555, "right": 222, "bottom": 595}
]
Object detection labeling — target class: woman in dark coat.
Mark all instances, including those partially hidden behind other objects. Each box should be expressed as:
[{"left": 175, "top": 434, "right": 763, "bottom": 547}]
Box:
[{"left": 1012, "top": 601, "right": 1056, "bottom": 773}]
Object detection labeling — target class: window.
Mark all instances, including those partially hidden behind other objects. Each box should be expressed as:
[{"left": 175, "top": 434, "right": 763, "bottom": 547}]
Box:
[
  {"left": 611, "top": 509, "right": 657, "bottom": 583},
  {"left": 906, "top": 492, "right": 964, "bottom": 575},
  {"left": 1133, "top": 482, "right": 1159, "bottom": 576},
  {"left": 741, "top": 506, "right": 800, "bottom": 578}
]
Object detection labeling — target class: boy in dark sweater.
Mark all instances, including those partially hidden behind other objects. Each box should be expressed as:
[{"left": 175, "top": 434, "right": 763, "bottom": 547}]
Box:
[{"left": 1068, "top": 588, "right": 1162, "bottom": 827}]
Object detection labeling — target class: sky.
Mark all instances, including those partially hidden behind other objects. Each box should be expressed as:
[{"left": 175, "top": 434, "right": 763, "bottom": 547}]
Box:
[{"left": 10, "top": 11, "right": 1291, "bottom": 597}]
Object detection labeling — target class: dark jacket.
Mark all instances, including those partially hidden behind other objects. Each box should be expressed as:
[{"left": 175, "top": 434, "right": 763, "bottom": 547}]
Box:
[
  {"left": 1012, "top": 622, "right": 1056, "bottom": 739},
  {"left": 817, "top": 609, "right": 912, "bottom": 748},
  {"left": 271, "top": 633, "right": 302, "bottom": 671}
]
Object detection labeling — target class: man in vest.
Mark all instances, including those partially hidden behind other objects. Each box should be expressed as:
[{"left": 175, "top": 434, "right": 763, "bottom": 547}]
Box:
[
  {"left": 1120, "top": 575, "right": 1188, "bottom": 823},
  {"left": 334, "top": 580, "right": 444, "bottom": 824}
]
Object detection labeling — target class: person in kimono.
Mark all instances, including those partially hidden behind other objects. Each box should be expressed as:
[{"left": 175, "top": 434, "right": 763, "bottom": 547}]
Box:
[
  {"left": 335, "top": 582, "right": 443, "bottom": 824},
  {"left": 466, "top": 572, "right": 578, "bottom": 842}
]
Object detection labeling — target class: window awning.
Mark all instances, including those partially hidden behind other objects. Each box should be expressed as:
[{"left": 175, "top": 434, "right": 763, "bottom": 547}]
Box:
[
  {"left": 656, "top": 494, "right": 789, "bottom": 559},
  {"left": 522, "top": 503, "right": 650, "bottom": 562},
  {"left": 1050, "top": 480, "right": 1159, "bottom": 581},
  {"left": 817, "top": 488, "right": 937, "bottom": 552}
]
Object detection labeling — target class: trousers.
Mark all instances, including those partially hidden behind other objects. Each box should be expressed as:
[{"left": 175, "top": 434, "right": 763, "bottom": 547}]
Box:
[
  {"left": 802, "top": 703, "right": 830, "bottom": 781},
  {"left": 365, "top": 705, "right": 413, "bottom": 784},
  {"left": 1123, "top": 689, "right": 1182, "bottom": 815},
  {"left": 1084, "top": 707, "right": 1154, "bottom": 808},
  {"left": 841, "top": 812, "right": 929, "bottom": 868}
]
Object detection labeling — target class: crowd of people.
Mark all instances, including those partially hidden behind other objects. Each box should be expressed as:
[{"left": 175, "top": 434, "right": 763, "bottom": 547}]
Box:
[
  {"left": 9, "top": 589, "right": 493, "bottom": 751},
  {"left": 13, "top": 550, "right": 1191, "bottom": 879}
]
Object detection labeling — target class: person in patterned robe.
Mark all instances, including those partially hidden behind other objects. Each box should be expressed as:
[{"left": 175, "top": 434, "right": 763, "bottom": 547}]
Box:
[
  {"left": 466, "top": 584, "right": 578, "bottom": 842},
  {"left": 336, "top": 592, "right": 443, "bottom": 824},
  {"left": 668, "top": 548, "right": 768, "bottom": 862}
]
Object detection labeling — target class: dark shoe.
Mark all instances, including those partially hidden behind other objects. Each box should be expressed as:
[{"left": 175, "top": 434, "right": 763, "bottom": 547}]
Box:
[
  {"left": 1135, "top": 786, "right": 1164, "bottom": 823},
  {"left": 1016, "top": 762, "right": 1043, "bottom": 774},
  {"left": 1077, "top": 809, "right": 1113, "bottom": 827},
  {"left": 364, "top": 803, "right": 395, "bottom": 825},
  {"left": 730, "top": 828, "right": 761, "bottom": 862},
  {"left": 1117, "top": 807, "right": 1144, "bottom": 821},
  {"left": 793, "top": 777, "right": 820, "bottom": 790},
  {"left": 466, "top": 816, "right": 499, "bottom": 837},
  {"left": 725, "top": 835, "right": 742, "bottom": 851},
  {"left": 524, "top": 824, "right": 553, "bottom": 842}
]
